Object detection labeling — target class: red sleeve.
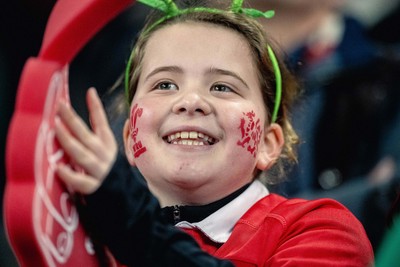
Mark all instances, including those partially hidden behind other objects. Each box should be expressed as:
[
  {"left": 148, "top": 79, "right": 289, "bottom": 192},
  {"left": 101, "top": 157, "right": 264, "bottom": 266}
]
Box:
[{"left": 266, "top": 197, "right": 374, "bottom": 267}]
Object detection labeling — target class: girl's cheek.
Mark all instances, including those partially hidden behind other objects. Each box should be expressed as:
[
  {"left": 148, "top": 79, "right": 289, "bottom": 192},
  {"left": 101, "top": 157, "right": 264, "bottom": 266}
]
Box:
[
  {"left": 129, "top": 103, "right": 147, "bottom": 158},
  {"left": 236, "top": 110, "right": 262, "bottom": 158}
]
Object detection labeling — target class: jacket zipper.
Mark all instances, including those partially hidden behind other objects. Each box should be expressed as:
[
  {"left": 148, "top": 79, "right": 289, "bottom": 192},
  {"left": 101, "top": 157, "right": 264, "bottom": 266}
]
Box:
[{"left": 173, "top": 205, "right": 181, "bottom": 224}]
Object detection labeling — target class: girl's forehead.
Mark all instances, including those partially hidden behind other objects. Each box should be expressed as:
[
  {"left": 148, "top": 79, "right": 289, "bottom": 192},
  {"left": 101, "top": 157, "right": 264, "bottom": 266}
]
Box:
[
  {"left": 143, "top": 22, "right": 255, "bottom": 67},
  {"left": 147, "top": 21, "right": 250, "bottom": 49},
  {"left": 136, "top": 21, "right": 267, "bottom": 111}
]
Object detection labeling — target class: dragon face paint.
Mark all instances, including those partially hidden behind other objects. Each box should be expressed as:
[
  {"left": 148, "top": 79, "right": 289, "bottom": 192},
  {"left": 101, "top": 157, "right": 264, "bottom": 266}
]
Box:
[
  {"left": 129, "top": 103, "right": 147, "bottom": 158},
  {"left": 237, "top": 110, "right": 262, "bottom": 158}
]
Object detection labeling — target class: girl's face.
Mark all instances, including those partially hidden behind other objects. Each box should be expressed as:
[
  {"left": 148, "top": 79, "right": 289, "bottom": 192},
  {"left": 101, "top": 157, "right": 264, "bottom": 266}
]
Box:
[{"left": 124, "top": 22, "right": 283, "bottom": 206}]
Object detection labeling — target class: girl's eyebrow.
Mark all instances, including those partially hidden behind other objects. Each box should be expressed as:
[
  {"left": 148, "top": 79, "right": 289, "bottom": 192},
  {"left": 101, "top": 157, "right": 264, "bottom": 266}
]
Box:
[
  {"left": 144, "top": 66, "right": 249, "bottom": 89},
  {"left": 144, "top": 65, "right": 183, "bottom": 82},
  {"left": 206, "top": 67, "right": 249, "bottom": 89}
]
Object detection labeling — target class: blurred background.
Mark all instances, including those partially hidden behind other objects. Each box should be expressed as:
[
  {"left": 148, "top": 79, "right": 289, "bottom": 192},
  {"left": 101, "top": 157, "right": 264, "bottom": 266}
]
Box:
[{"left": 1, "top": 0, "right": 400, "bottom": 265}]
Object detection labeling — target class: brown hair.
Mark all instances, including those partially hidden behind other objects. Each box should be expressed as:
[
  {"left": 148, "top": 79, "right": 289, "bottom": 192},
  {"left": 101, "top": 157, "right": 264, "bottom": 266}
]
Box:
[{"left": 126, "top": 1, "right": 300, "bottom": 184}]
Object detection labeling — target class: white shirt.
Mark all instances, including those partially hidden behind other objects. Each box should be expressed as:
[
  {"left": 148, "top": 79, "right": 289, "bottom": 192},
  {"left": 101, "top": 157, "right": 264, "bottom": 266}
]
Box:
[{"left": 176, "top": 180, "right": 269, "bottom": 243}]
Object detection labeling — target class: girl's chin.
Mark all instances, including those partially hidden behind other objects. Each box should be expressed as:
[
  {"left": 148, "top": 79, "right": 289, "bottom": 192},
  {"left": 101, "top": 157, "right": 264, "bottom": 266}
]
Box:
[{"left": 163, "top": 171, "right": 214, "bottom": 188}]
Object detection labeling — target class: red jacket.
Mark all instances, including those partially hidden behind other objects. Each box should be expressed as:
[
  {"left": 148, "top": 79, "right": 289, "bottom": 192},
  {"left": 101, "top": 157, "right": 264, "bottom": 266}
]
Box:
[{"left": 183, "top": 194, "right": 374, "bottom": 267}]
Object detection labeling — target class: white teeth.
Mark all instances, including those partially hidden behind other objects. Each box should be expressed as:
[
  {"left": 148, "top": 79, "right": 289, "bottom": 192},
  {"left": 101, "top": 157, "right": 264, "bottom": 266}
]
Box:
[
  {"left": 189, "top": 131, "right": 197, "bottom": 138},
  {"left": 176, "top": 140, "right": 205, "bottom": 146},
  {"left": 181, "top": 132, "right": 189, "bottom": 138},
  {"left": 165, "top": 130, "right": 215, "bottom": 146}
]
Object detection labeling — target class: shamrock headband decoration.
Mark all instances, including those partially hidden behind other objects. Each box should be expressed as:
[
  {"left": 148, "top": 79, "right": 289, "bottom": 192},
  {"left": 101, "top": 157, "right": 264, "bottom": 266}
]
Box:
[{"left": 125, "top": 0, "right": 282, "bottom": 123}]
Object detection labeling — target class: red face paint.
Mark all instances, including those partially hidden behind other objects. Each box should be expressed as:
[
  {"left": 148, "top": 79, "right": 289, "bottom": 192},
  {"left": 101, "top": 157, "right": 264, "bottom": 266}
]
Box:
[
  {"left": 237, "top": 111, "right": 262, "bottom": 157},
  {"left": 129, "top": 103, "right": 147, "bottom": 158}
]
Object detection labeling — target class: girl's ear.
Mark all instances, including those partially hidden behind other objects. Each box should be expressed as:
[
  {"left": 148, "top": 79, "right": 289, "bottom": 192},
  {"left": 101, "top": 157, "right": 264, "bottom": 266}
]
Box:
[
  {"left": 123, "top": 119, "right": 136, "bottom": 166},
  {"left": 256, "top": 123, "right": 284, "bottom": 171}
]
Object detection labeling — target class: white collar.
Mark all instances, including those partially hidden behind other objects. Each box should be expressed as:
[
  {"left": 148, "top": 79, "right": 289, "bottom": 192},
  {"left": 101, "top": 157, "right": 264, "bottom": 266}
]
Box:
[{"left": 176, "top": 180, "right": 269, "bottom": 243}]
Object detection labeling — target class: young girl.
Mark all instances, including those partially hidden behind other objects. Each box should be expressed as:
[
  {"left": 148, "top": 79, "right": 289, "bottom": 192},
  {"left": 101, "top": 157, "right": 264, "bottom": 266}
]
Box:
[{"left": 55, "top": 1, "right": 373, "bottom": 266}]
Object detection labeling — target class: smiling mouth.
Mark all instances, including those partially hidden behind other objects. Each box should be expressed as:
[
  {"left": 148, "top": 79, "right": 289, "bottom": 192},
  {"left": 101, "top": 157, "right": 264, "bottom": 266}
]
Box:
[{"left": 164, "top": 131, "right": 218, "bottom": 146}]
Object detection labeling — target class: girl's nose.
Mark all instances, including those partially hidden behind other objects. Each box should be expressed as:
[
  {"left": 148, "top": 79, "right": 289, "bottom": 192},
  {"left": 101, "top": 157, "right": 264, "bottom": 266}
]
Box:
[{"left": 172, "top": 91, "right": 212, "bottom": 116}]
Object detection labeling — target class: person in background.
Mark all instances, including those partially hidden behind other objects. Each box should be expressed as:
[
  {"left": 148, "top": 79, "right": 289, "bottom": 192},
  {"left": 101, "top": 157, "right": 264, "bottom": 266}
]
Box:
[{"left": 252, "top": 0, "right": 400, "bottom": 253}]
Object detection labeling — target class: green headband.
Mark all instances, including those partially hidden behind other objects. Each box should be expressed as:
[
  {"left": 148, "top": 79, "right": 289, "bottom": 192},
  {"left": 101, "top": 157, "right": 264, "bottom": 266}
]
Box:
[{"left": 125, "top": 0, "right": 282, "bottom": 123}]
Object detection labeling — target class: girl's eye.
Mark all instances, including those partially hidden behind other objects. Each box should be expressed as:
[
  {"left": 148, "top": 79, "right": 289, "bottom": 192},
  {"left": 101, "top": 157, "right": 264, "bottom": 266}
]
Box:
[
  {"left": 211, "top": 84, "right": 234, "bottom": 93},
  {"left": 154, "top": 82, "right": 178, "bottom": 91}
]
